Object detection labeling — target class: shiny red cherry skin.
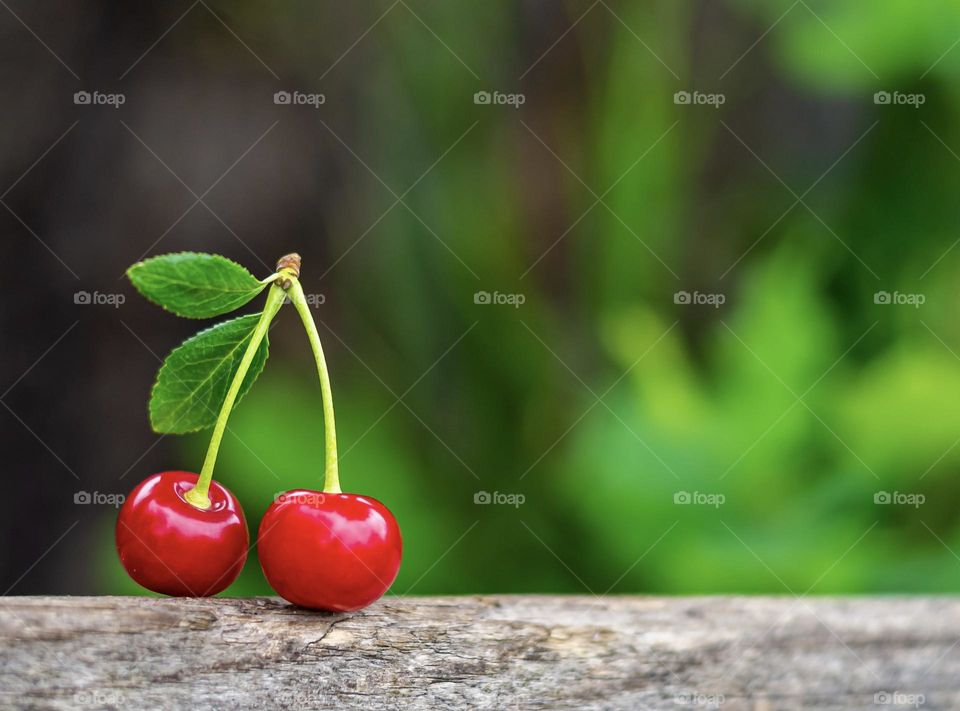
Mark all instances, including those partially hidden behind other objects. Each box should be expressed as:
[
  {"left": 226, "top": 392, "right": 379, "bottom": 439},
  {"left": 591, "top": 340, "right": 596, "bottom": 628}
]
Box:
[
  {"left": 116, "top": 471, "right": 249, "bottom": 596},
  {"left": 258, "top": 491, "right": 402, "bottom": 612}
]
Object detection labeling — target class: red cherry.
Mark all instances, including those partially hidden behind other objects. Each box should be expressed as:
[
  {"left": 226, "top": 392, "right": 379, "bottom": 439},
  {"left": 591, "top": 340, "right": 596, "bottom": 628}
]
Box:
[
  {"left": 116, "top": 471, "right": 249, "bottom": 596},
  {"left": 258, "top": 491, "right": 402, "bottom": 611}
]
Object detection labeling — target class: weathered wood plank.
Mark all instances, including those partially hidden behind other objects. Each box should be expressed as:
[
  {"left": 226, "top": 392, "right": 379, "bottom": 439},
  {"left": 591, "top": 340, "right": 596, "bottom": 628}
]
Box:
[{"left": 0, "top": 596, "right": 956, "bottom": 710}]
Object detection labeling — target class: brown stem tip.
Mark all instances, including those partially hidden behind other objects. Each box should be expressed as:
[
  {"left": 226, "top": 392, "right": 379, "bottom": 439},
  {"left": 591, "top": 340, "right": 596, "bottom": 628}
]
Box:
[{"left": 276, "top": 253, "right": 302, "bottom": 277}]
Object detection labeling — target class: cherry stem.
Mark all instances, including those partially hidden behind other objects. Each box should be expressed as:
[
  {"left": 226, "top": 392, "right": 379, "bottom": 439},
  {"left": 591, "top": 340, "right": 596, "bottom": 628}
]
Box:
[
  {"left": 287, "top": 277, "right": 341, "bottom": 494},
  {"left": 184, "top": 280, "right": 288, "bottom": 509}
]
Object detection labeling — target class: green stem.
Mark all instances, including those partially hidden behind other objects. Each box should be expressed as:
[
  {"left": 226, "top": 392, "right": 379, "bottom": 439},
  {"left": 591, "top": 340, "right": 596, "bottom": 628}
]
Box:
[
  {"left": 184, "top": 282, "right": 288, "bottom": 509},
  {"left": 287, "top": 278, "right": 340, "bottom": 493}
]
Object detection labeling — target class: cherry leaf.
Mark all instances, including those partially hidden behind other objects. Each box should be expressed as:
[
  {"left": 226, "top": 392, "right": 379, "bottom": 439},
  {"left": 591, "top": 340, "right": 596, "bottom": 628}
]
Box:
[
  {"left": 128, "top": 252, "right": 266, "bottom": 319},
  {"left": 149, "top": 313, "right": 269, "bottom": 434}
]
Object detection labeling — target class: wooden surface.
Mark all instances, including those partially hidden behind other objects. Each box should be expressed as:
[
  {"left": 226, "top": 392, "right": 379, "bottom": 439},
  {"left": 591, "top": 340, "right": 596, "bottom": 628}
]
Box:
[{"left": 1, "top": 595, "right": 957, "bottom": 710}]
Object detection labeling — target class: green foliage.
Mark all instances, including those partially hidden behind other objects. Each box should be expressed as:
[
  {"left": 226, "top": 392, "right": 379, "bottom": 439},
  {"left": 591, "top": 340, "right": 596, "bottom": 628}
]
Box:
[
  {"left": 781, "top": 1, "right": 960, "bottom": 89},
  {"left": 127, "top": 253, "right": 266, "bottom": 319},
  {"left": 97, "top": 1, "right": 960, "bottom": 596},
  {"left": 127, "top": 251, "right": 275, "bottom": 437},
  {"left": 149, "top": 314, "right": 269, "bottom": 434}
]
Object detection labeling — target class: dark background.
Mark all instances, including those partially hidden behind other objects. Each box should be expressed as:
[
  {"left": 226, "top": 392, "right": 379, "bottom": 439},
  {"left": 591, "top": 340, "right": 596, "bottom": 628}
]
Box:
[{"left": 2, "top": 1, "right": 959, "bottom": 597}]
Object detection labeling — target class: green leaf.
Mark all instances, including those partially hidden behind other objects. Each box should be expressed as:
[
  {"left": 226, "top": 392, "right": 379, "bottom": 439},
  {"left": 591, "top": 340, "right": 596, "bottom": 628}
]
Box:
[
  {"left": 149, "top": 313, "right": 269, "bottom": 434},
  {"left": 127, "top": 252, "right": 266, "bottom": 318}
]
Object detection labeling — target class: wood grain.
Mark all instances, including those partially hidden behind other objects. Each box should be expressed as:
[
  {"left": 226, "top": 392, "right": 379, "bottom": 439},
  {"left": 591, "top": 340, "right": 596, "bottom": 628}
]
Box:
[{"left": 1, "top": 596, "right": 957, "bottom": 710}]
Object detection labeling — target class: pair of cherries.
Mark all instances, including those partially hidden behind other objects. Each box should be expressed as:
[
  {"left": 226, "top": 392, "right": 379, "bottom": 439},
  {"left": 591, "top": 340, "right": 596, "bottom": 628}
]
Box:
[
  {"left": 116, "top": 252, "right": 401, "bottom": 612},
  {"left": 116, "top": 472, "right": 401, "bottom": 611}
]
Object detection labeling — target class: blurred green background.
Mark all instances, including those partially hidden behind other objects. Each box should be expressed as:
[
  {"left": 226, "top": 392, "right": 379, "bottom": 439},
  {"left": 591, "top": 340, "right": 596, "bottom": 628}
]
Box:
[{"left": 3, "top": 1, "right": 960, "bottom": 597}]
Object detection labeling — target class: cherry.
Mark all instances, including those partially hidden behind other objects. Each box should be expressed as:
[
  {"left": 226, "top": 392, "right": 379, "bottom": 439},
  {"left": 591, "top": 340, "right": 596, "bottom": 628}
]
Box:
[
  {"left": 120, "top": 253, "right": 403, "bottom": 608},
  {"left": 116, "top": 261, "right": 289, "bottom": 596},
  {"left": 258, "top": 491, "right": 402, "bottom": 611},
  {"left": 116, "top": 471, "right": 249, "bottom": 596},
  {"left": 256, "top": 276, "right": 402, "bottom": 611}
]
